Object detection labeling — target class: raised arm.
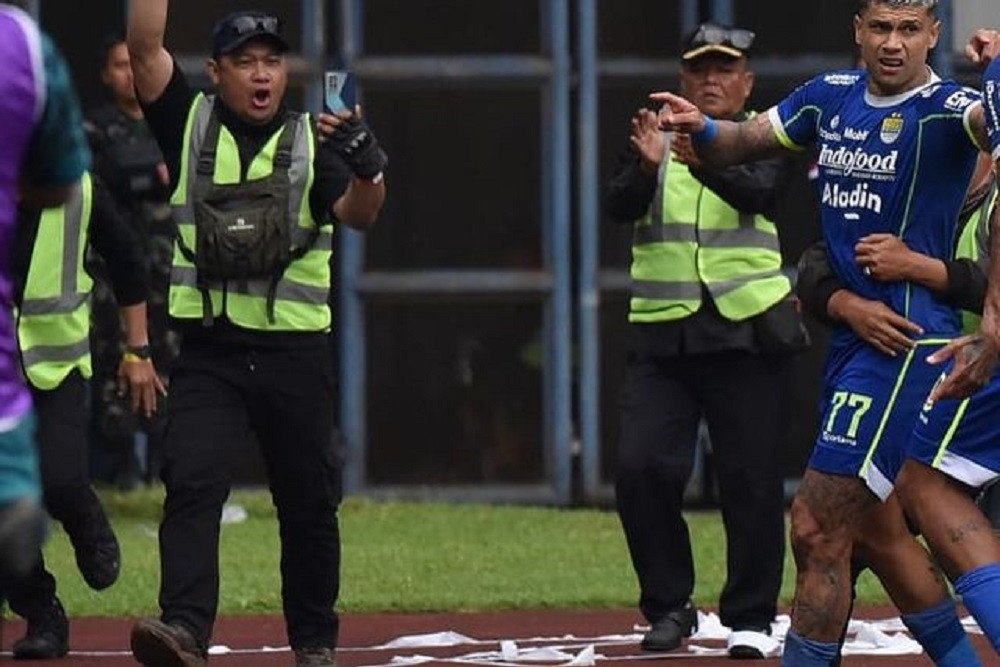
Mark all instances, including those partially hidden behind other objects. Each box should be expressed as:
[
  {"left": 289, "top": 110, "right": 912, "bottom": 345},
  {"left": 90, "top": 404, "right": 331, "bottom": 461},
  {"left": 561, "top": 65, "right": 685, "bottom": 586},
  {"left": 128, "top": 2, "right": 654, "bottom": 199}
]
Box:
[
  {"left": 965, "top": 29, "right": 1000, "bottom": 154},
  {"left": 651, "top": 91, "right": 786, "bottom": 167},
  {"left": 929, "top": 192, "right": 1000, "bottom": 399},
  {"left": 126, "top": 0, "right": 174, "bottom": 103}
]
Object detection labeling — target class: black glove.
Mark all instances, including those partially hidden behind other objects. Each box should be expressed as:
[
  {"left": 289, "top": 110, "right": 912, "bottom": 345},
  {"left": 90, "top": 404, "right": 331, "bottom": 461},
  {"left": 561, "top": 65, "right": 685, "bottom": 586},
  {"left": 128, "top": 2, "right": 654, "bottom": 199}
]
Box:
[{"left": 329, "top": 116, "right": 388, "bottom": 179}]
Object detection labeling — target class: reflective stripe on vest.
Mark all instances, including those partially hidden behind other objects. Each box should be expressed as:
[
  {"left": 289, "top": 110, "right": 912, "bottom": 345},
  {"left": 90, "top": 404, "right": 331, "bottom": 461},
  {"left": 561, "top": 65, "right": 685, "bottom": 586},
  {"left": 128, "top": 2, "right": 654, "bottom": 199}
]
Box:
[
  {"left": 17, "top": 172, "right": 94, "bottom": 390},
  {"left": 629, "top": 133, "right": 790, "bottom": 323},
  {"left": 956, "top": 185, "right": 997, "bottom": 334},
  {"left": 169, "top": 94, "right": 332, "bottom": 331}
]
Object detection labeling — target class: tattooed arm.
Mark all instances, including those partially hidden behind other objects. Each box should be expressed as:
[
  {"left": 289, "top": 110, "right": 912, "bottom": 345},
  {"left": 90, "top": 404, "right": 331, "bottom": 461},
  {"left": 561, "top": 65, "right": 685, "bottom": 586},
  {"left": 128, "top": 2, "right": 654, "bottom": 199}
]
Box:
[{"left": 650, "top": 91, "right": 786, "bottom": 166}]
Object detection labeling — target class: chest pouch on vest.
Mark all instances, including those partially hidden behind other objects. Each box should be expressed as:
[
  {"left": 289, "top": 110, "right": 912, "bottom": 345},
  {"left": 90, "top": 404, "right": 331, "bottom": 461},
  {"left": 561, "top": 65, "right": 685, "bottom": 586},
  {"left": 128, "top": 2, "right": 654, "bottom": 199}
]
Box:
[{"left": 179, "top": 113, "right": 317, "bottom": 325}]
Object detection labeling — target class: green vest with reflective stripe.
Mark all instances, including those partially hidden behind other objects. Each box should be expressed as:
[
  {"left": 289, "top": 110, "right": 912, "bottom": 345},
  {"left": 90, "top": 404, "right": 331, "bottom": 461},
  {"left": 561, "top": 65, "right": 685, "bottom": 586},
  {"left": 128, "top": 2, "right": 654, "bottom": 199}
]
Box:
[
  {"left": 955, "top": 185, "right": 997, "bottom": 334},
  {"left": 17, "top": 172, "right": 94, "bottom": 390},
  {"left": 169, "top": 94, "right": 333, "bottom": 332},
  {"left": 629, "top": 135, "right": 790, "bottom": 323}
]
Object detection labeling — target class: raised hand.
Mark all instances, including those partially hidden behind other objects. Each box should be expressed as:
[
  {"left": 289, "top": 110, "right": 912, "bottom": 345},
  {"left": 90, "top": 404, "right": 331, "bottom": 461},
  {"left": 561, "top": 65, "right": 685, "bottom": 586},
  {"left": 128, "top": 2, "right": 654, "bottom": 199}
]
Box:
[
  {"left": 317, "top": 105, "right": 388, "bottom": 179},
  {"left": 629, "top": 108, "right": 666, "bottom": 174},
  {"left": 966, "top": 29, "right": 1000, "bottom": 68}
]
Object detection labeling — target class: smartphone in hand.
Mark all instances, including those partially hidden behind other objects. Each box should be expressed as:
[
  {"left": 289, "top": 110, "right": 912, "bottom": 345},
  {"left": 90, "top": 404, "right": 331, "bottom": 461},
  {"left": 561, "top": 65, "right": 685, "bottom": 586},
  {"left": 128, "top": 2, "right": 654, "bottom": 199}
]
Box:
[{"left": 324, "top": 71, "right": 357, "bottom": 114}]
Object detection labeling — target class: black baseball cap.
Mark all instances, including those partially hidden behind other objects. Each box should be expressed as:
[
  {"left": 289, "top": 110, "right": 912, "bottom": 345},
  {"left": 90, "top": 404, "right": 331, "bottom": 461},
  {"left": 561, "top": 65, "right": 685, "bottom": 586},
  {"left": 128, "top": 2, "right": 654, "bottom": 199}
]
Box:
[
  {"left": 212, "top": 11, "right": 289, "bottom": 58},
  {"left": 681, "top": 23, "right": 755, "bottom": 62}
]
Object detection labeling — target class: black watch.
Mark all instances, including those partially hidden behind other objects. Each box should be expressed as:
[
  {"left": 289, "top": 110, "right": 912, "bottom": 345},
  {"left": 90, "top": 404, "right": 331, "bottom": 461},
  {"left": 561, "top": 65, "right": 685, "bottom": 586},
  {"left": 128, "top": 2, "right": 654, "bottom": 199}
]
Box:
[{"left": 125, "top": 344, "right": 152, "bottom": 360}]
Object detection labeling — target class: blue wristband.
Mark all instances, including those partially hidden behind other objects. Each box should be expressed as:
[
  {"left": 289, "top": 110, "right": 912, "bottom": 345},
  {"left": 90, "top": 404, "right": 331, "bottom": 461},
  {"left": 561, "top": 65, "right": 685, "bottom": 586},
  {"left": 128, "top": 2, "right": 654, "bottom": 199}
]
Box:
[
  {"left": 692, "top": 116, "right": 719, "bottom": 145},
  {"left": 984, "top": 57, "right": 1000, "bottom": 157}
]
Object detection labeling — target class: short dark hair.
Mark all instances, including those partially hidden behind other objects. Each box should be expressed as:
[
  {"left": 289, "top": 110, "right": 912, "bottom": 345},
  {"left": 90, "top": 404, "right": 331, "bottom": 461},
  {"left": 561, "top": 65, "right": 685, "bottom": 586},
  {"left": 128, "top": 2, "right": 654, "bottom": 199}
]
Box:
[
  {"left": 98, "top": 32, "right": 126, "bottom": 70},
  {"left": 857, "top": 0, "right": 938, "bottom": 17}
]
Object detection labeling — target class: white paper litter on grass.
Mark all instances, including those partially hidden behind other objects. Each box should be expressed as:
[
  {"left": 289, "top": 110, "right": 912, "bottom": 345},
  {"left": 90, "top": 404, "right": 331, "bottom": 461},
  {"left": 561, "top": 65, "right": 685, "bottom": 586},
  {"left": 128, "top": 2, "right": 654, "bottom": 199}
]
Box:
[
  {"left": 198, "top": 612, "right": 938, "bottom": 667},
  {"left": 380, "top": 631, "right": 481, "bottom": 649},
  {"left": 842, "top": 622, "right": 922, "bottom": 655}
]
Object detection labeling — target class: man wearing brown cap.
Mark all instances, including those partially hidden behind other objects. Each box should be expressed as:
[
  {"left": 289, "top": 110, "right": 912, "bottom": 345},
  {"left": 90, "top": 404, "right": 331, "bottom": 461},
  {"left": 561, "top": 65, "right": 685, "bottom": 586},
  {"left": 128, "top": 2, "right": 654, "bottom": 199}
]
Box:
[
  {"left": 125, "top": 2, "right": 387, "bottom": 666},
  {"left": 605, "top": 22, "right": 802, "bottom": 659}
]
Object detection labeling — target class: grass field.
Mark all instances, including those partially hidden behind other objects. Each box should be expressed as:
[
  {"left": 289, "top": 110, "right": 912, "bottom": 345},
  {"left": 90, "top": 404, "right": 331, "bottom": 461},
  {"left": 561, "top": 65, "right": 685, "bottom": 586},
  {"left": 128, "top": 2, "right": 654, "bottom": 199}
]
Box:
[{"left": 40, "top": 488, "right": 890, "bottom": 618}]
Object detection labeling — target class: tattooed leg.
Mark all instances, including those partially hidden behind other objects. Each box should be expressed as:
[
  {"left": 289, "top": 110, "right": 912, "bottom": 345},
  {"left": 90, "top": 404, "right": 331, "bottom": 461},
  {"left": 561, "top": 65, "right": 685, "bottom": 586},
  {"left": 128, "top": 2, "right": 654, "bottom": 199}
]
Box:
[
  {"left": 788, "top": 469, "right": 875, "bottom": 641},
  {"left": 895, "top": 460, "right": 1000, "bottom": 578},
  {"left": 897, "top": 460, "right": 1000, "bottom": 655},
  {"left": 855, "top": 492, "right": 950, "bottom": 614}
]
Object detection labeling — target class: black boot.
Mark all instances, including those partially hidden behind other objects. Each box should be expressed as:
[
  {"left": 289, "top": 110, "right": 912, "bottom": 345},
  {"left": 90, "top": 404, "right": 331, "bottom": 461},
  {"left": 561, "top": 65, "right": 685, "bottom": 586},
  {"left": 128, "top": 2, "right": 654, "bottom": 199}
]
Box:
[
  {"left": 130, "top": 618, "right": 208, "bottom": 667},
  {"left": 640, "top": 602, "right": 698, "bottom": 652},
  {"left": 12, "top": 597, "right": 69, "bottom": 660},
  {"left": 61, "top": 488, "right": 120, "bottom": 591}
]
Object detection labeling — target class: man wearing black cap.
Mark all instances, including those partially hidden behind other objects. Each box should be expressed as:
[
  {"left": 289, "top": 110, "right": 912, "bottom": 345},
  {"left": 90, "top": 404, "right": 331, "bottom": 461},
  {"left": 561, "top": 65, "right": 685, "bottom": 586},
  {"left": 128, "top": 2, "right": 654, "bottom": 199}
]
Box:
[
  {"left": 125, "top": 2, "right": 387, "bottom": 666},
  {"left": 605, "top": 23, "right": 802, "bottom": 659}
]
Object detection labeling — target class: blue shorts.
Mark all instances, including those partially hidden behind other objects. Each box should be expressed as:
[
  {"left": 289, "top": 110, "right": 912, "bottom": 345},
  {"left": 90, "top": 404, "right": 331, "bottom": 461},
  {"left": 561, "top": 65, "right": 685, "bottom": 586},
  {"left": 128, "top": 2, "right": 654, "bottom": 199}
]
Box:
[
  {"left": 811, "top": 339, "right": 949, "bottom": 500},
  {"left": 909, "top": 364, "right": 1000, "bottom": 490}
]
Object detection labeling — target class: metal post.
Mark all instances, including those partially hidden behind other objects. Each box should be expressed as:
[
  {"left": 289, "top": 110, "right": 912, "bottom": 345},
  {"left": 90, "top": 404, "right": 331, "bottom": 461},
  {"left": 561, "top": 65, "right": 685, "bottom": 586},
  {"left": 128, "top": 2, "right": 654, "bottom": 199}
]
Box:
[
  {"left": 711, "top": 0, "right": 734, "bottom": 27},
  {"left": 301, "top": 0, "right": 325, "bottom": 113},
  {"left": 338, "top": 0, "right": 367, "bottom": 495},
  {"left": 933, "top": 0, "right": 954, "bottom": 79},
  {"left": 681, "top": 0, "right": 699, "bottom": 37},
  {"left": 577, "top": 0, "right": 600, "bottom": 501},
  {"left": 540, "top": 0, "right": 573, "bottom": 505}
]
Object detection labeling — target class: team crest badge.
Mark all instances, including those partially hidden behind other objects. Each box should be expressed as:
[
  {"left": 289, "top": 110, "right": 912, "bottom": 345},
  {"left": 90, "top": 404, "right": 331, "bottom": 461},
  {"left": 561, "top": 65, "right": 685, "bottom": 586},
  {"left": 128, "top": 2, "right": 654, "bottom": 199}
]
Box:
[{"left": 880, "top": 113, "right": 904, "bottom": 144}]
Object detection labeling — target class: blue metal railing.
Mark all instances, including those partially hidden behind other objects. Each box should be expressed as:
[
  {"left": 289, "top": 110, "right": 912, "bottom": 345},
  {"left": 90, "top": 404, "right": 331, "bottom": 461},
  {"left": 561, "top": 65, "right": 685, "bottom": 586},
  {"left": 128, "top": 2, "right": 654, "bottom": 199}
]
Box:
[
  {"left": 577, "top": 0, "right": 600, "bottom": 500},
  {"left": 337, "top": 0, "right": 368, "bottom": 496},
  {"left": 336, "top": 0, "right": 574, "bottom": 505}
]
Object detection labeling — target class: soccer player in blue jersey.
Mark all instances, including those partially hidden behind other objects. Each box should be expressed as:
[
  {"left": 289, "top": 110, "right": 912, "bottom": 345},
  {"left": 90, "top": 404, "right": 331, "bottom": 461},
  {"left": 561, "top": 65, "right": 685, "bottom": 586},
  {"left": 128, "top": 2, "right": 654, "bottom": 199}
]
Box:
[
  {"left": 653, "top": 2, "right": 1000, "bottom": 665},
  {"left": 892, "top": 32, "right": 1000, "bottom": 659}
]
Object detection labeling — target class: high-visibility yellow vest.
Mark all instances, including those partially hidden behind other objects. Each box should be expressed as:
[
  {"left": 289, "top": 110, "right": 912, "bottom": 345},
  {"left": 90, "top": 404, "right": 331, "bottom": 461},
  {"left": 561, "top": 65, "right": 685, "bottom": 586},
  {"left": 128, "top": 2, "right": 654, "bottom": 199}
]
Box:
[
  {"left": 169, "top": 94, "right": 333, "bottom": 332},
  {"left": 629, "top": 135, "right": 790, "bottom": 323},
  {"left": 955, "top": 184, "right": 997, "bottom": 334},
  {"left": 17, "top": 172, "right": 94, "bottom": 390}
]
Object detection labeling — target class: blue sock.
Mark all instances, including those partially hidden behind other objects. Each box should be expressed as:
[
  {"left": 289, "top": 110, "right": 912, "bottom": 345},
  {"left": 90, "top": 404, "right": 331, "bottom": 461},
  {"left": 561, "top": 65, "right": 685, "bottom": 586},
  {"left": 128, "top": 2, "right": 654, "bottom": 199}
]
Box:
[
  {"left": 901, "top": 598, "right": 981, "bottom": 666},
  {"left": 956, "top": 563, "right": 1000, "bottom": 654},
  {"left": 782, "top": 629, "right": 840, "bottom": 667}
]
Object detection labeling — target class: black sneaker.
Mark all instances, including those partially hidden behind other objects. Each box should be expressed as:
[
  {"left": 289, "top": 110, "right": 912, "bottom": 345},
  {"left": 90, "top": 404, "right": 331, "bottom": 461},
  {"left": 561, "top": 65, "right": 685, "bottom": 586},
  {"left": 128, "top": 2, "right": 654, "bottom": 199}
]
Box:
[
  {"left": 62, "top": 490, "right": 120, "bottom": 591},
  {"left": 12, "top": 597, "right": 69, "bottom": 660},
  {"left": 130, "top": 618, "right": 207, "bottom": 667},
  {"left": 640, "top": 602, "right": 698, "bottom": 652},
  {"left": 294, "top": 647, "right": 337, "bottom": 666}
]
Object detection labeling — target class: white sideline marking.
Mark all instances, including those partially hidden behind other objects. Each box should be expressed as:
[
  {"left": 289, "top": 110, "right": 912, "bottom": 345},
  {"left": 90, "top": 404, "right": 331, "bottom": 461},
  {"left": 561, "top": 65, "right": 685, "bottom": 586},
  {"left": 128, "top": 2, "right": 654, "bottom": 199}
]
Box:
[{"left": 8, "top": 613, "right": 979, "bottom": 664}]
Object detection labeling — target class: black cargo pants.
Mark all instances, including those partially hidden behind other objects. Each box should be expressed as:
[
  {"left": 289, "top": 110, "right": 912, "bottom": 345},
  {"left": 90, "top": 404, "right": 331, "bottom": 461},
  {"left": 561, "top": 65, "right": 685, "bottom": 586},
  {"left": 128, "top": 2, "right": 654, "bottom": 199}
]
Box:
[{"left": 157, "top": 337, "right": 342, "bottom": 651}]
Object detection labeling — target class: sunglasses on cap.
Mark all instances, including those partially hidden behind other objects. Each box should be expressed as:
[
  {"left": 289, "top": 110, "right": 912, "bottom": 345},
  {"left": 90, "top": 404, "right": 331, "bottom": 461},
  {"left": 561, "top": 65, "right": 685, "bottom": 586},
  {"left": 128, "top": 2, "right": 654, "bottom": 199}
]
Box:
[
  {"left": 228, "top": 15, "right": 280, "bottom": 35},
  {"left": 690, "top": 24, "right": 756, "bottom": 52}
]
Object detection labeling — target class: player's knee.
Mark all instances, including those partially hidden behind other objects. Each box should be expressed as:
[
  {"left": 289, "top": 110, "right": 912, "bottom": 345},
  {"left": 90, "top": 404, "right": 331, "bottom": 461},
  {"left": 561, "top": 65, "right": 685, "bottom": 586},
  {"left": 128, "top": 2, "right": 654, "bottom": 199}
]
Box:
[{"left": 790, "top": 495, "right": 851, "bottom": 569}]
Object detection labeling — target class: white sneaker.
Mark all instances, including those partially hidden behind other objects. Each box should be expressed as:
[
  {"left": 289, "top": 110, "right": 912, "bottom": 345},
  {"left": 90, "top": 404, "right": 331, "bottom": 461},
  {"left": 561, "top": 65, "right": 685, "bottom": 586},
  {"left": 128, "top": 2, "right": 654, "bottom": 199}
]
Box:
[{"left": 727, "top": 629, "right": 781, "bottom": 660}]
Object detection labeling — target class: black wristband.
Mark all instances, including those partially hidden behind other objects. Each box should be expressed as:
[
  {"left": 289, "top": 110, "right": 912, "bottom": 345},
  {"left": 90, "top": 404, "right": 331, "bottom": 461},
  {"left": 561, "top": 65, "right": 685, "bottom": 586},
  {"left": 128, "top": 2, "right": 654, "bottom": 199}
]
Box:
[{"left": 125, "top": 344, "right": 152, "bottom": 360}]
